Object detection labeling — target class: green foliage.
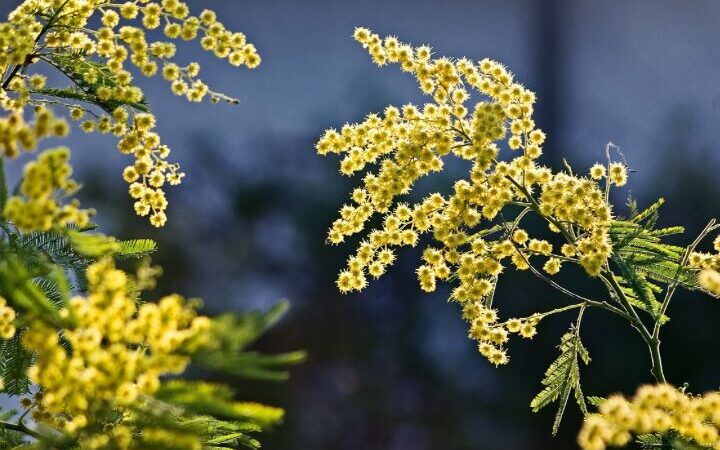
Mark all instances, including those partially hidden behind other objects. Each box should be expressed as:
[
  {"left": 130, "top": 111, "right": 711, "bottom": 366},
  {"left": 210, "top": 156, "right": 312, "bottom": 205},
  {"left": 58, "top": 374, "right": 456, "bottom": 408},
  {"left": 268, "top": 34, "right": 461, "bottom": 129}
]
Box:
[
  {"left": 155, "top": 381, "right": 284, "bottom": 428},
  {"left": 49, "top": 51, "right": 150, "bottom": 113},
  {"left": 611, "top": 253, "right": 662, "bottom": 316},
  {"left": 609, "top": 198, "right": 695, "bottom": 320},
  {"left": 0, "top": 223, "right": 156, "bottom": 293},
  {"left": 0, "top": 220, "right": 301, "bottom": 448},
  {"left": 637, "top": 431, "right": 713, "bottom": 450},
  {"left": 116, "top": 239, "right": 158, "bottom": 259},
  {"left": 531, "top": 323, "right": 590, "bottom": 435},
  {"left": 129, "top": 399, "right": 264, "bottom": 450},
  {"left": 0, "top": 255, "right": 65, "bottom": 327},
  {"left": 586, "top": 396, "right": 606, "bottom": 407},
  {"left": 65, "top": 230, "right": 157, "bottom": 259},
  {"left": 0, "top": 331, "right": 33, "bottom": 395},
  {"left": 192, "top": 301, "right": 307, "bottom": 381},
  {"left": 0, "top": 409, "right": 25, "bottom": 448},
  {"left": 11, "top": 228, "right": 93, "bottom": 286}
]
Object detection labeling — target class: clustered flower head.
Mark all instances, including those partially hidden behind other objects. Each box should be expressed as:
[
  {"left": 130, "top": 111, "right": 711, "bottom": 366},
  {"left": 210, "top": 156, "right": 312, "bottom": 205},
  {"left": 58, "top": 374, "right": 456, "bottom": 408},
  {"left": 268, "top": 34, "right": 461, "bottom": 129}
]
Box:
[
  {"left": 1, "top": 0, "right": 260, "bottom": 228},
  {"left": 461, "top": 302, "right": 542, "bottom": 366},
  {"left": 538, "top": 171, "right": 613, "bottom": 276},
  {"left": 578, "top": 384, "right": 720, "bottom": 450},
  {"left": 0, "top": 55, "right": 71, "bottom": 161},
  {"left": 6, "top": 0, "right": 260, "bottom": 101},
  {"left": 0, "top": 296, "right": 17, "bottom": 341},
  {"left": 3, "top": 147, "right": 94, "bottom": 232},
  {"left": 317, "top": 28, "right": 627, "bottom": 365},
  {"left": 21, "top": 258, "right": 210, "bottom": 439},
  {"left": 0, "top": 87, "right": 71, "bottom": 158},
  {"left": 689, "top": 236, "right": 720, "bottom": 296},
  {"left": 110, "top": 108, "right": 180, "bottom": 227}
]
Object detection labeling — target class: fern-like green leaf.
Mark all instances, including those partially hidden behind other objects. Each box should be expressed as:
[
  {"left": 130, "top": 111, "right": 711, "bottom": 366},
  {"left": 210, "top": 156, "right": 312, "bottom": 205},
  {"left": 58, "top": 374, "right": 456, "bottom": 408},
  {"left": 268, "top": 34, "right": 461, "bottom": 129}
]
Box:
[
  {"left": 191, "top": 301, "right": 306, "bottom": 381},
  {"left": 0, "top": 331, "right": 34, "bottom": 395},
  {"left": 47, "top": 51, "right": 150, "bottom": 113},
  {"left": 197, "top": 349, "right": 308, "bottom": 382},
  {"left": 0, "top": 256, "right": 65, "bottom": 327},
  {"left": 530, "top": 324, "right": 590, "bottom": 435},
  {"left": 631, "top": 197, "right": 665, "bottom": 225},
  {"left": 155, "top": 380, "right": 285, "bottom": 429},
  {"left": 15, "top": 228, "right": 93, "bottom": 290},
  {"left": 65, "top": 229, "right": 121, "bottom": 257},
  {"left": 637, "top": 431, "right": 713, "bottom": 450},
  {"left": 127, "top": 398, "right": 267, "bottom": 450},
  {"left": 637, "top": 432, "right": 666, "bottom": 448},
  {"left": 612, "top": 253, "right": 661, "bottom": 316},
  {"left": 116, "top": 238, "right": 157, "bottom": 259},
  {"left": 610, "top": 198, "right": 699, "bottom": 318}
]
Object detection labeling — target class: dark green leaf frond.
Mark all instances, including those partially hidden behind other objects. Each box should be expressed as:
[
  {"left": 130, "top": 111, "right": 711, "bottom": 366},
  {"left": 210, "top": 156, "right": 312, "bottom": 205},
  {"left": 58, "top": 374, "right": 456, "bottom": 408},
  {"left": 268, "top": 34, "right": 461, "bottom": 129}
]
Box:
[{"left": 530, "top": 325, "right": 590, "bottom": 435}]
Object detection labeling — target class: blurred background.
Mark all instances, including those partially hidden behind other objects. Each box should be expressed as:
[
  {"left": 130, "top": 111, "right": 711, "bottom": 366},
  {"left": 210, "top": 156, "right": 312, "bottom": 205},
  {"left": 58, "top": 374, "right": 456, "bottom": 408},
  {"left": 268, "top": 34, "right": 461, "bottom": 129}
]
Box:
[{"left": 4, "top": 0, "right": 720, "bottom": 448}]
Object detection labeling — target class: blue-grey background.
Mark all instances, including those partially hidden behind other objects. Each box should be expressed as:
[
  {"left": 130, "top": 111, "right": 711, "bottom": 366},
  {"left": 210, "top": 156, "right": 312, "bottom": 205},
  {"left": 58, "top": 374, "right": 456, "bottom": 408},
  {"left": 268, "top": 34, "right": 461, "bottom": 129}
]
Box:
[{"left": 4, "top": 1, "right": 720, "bottom": 448}]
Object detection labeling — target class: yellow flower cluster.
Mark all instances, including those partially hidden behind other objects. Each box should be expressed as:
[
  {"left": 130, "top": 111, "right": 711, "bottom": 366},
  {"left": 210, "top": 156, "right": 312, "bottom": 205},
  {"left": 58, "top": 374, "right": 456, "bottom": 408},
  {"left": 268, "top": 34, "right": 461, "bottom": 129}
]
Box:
[
  {"left": 0, "top": 11, "right": 40, "bottom": 75},
  {"left": 21, "top": 258, "right": 210, "bottom": 436},
  {"left": 111, "top": 108, "right": 180, "bottom": 227},
  {"left": 538, "top": 171, "right": 614, "bottom": 276},
  {"left": 0, "top": 296, "right": 17, "bottom": 340},
  {"left": 68, "top": 104, "right": 179, "bottom": 227},
  {"left": 1, "top": 0, "right": 260, "bottom": 226},
  {"left": 318, "top": 28, "right": 624, "bottom": 364},
  {"left": 3, "top": 147, "right": 94, "bottom": 232},
  {"left": 462, "top": 301, "right": 541, "bottom": 366},
  {"left": 7, "top": 0, "right": 260, "bottom": 97},
  {"left": 690, "top": 236, "right": 720, "bottom": 296},
  {"left": 578, "top": 384, "right": 720, "bottom": 450},
  {"left": 0, "top": 8, "right": 73, "bottom": 157},
  {"left": 0, "top": 93, "right": 70, "bottom": 158},
  {"left": 698, "top": 269, "right": 720, "bottom": 296}
]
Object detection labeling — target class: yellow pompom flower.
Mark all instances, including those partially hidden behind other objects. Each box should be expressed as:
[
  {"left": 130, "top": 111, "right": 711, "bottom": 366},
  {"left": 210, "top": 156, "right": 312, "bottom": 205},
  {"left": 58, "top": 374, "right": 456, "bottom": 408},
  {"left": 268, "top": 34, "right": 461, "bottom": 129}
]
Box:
[
  {"left": 543, "top": 257, "right": 562, "bottom": 275},
  {"left": 589, "top": 163, "right": 606, "bottom": 180},
  {"left": 578, "top": 385, "right": 720, "bottom": 450},
  {"left": 0, "top": 297, "right": 17, "bottom": 340},
  {"left": 698, "top": 269, "right": 720, "bottom": 296},
  {"left": 0, "top": 0, "right": 260, "bottom": 227},
  {"left": 22, "top": 258, "right": 211, "bottom": 437},
  {"left": 3, "top": 147, "right": 94, "bottom": 232},
  {"left": 318, "top": 28, "right": 625, "bottom": 366},
  {"left": 608, "top": 162, "right": 628, "bottom": 187}
]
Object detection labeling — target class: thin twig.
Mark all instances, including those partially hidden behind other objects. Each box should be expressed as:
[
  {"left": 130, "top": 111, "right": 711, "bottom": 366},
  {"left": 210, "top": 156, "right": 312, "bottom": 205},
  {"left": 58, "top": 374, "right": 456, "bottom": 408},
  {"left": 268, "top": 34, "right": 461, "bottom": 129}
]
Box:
[
  {"left": 499, "top": 214, "right": 630, "bottom": 320},
  {"left": 0, "top": 419, "right": 40, "bottom": 439}
]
